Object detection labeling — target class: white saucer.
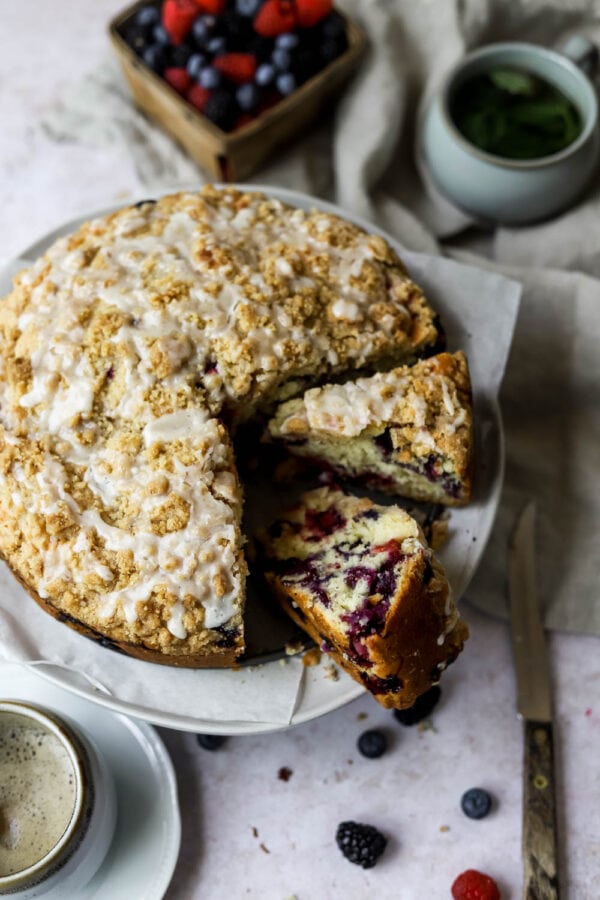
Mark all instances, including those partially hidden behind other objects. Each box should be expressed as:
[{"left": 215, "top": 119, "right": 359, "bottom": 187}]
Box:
[{"left": 0, "top": 661, "right": 181, "bottom": 899}]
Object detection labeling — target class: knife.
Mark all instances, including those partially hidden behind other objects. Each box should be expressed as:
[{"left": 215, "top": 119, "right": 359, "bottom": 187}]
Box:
[{"left": 508, "top": 501, "right": 559, "bottom": 900}]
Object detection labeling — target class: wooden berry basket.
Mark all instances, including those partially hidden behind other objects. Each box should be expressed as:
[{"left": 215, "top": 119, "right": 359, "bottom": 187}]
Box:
[{"left": 109, "top": 2, "right": 366, "bottom": 181}]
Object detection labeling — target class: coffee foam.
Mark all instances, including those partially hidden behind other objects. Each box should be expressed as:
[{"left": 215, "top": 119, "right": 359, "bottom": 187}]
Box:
[{"left": 0, "top": 711, "right": 77, "bottom": 877}]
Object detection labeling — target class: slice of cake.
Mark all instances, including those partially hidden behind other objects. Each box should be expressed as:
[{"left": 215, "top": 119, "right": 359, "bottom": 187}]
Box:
[
  {"left": 257, "top": 486, "right": 468, "bottom": 708},
  {"left": 267, "top": 352, "right": 474, "bottom": 506}
]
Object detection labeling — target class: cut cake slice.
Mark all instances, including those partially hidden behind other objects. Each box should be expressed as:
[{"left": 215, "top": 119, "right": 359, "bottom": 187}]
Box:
[
  {"left": 258, "top": 486, "right": 468, "bottom": 709},
  {"left": 267, "top": 351, "right": 474, "bottom": 506}
]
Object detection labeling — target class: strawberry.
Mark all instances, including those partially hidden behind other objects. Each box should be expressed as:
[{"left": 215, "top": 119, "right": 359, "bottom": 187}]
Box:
[
  {"left": 451, "top": 869, "right": 501, "bottom": 900},
  {"left": 186, "top": 83, "right": 211, "bottom": 112},
  {"left": 295, "top": 0, "right": 332, "bottom": 28},
  {"left": 164, "top": 67, "right": 192, "bottom": 94},
  {"left": 193, "top": 0, "right": 226, "bottom": 12},
  {"left": 253, "top": 0, "right": 298, "bottom": 37},
  {"left": 214, "top": 53, "right": 258, "bottom": 84},
  {"left": 162, "top": 0, "right": 197, "bottom": 45}
]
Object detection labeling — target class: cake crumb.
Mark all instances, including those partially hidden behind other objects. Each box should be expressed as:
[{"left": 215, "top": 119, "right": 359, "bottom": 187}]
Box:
[
  {"left": 285, "top": 638, "right": 305, "bottom": 656},
  {"left": 278, "top": 766, "right": 293, "bottom": 782},
  {"left": 323, "top": 663, "right": 339, "bottom": 681},
  {"left": 302, "top": 647, "right": 321, "bottom": 667},
  {"left": 260, "top": 843, "right": 271, "bottom": 854},
  {"left": 357, "top": 712, "right": 368, "bottom": 720},
  {"left": 252, "top": 826, "right": 259, "bottom": 838},
  {"left": 440, "top": 825, "right": 450, "bottom": 833}
]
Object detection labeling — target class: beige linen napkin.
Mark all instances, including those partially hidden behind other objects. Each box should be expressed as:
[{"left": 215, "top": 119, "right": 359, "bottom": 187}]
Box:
[{"left": 36, "top": 0, "right": 600, "bottom": 636}]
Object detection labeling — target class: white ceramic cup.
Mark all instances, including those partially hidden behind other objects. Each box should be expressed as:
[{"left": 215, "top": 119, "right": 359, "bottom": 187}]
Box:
[
  {"left": 0, "top": 701, "right": 116, "bottom": 897},
  {"left": 421, "top": 38, "right": 600, "bottom": 224}
]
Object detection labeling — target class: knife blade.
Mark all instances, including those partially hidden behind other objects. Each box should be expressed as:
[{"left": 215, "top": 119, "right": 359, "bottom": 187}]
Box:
[{"left": 509, "top": 501, "right": 559, "bottom": 899}]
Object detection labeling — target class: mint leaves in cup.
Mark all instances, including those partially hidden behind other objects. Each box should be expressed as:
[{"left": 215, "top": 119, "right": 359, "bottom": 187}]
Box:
[{"left": 451, "top": 67, "right": 583, "bottom": 159}]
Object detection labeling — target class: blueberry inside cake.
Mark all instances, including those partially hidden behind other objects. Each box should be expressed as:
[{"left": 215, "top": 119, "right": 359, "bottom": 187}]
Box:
[
  {"left": 258, "top": 487, "right": 468, "bottom": 708},
  {"left": 0, "top": 185, "right": 446, "bottom": 666},
  {"left": 267, "top": 352, "right": 474, "bottom": 506}
]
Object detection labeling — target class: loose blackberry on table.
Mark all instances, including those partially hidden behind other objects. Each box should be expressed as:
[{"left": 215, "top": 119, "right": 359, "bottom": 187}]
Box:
[{"left": 335, "top": 821, "right": 387, "bottom": 869}]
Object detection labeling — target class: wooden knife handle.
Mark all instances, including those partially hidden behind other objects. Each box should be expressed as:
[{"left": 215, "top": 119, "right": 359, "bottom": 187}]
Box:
[{"left": 522, "top": 720, "right": 559, "bottom": 899}]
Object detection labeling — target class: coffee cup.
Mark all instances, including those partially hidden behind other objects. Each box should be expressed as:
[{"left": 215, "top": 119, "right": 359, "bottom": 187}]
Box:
[
  {"left": 421, "top": 38, "right": 600, "bottom": 224},
  {"left": 0, "top": 701, "right": 116, "bottom": 897}
]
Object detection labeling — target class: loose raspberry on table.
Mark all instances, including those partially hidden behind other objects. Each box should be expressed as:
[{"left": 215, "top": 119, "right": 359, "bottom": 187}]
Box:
[{"left": 451, "top": 869, "right": 501, "bottom": 900}]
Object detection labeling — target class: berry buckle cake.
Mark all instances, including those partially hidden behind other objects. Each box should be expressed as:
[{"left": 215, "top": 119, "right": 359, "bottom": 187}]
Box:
[
  {"left": 257, "top": 486, "right": 468, "bottom": 708},
  {"left": 267, "top": 351, "right": 474, "bottom": 506},
  {"left": 0, "top": 185, "right": 444, "bottom": 667}
]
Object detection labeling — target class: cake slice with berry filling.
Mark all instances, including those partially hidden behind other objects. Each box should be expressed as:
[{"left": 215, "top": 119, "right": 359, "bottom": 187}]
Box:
[
  {"left": 257, "top": 486, "right": 468, "bottom": 708},
  {"left": 267, "top": 352, "right": 474, "bottom": 506}
]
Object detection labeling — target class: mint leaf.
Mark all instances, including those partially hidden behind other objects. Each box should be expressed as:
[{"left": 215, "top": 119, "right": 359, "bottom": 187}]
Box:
[{"left": 489, "top": 68, "right": 538, "bottom": 96}]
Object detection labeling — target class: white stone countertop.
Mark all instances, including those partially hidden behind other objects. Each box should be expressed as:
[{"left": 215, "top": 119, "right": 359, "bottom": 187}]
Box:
[{"left": 1, "top": 3, "right": 598, "bottom": 898}]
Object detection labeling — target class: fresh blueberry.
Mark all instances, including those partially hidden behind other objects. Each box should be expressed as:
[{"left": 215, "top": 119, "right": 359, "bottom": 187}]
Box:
[
  {"left": 204, "top": 89, "right": 239, "bottom": 131},
  {"left": 236, "top": 83, "right": 260, "bottom": 112},
  {"left": 135, "top": 5, "right": 160, "bottom": 28},
  {"left": 152, "top": 23, "right": 170, "bottom": 45},
  {"left": 192, "top": 15, "right": 216, "bottom": 45},
  {"left": 256, "top": 62, "right": 276, "bottom": 86},
  {"left": 187, "top": 52, "right": 206, "bottom": 80},
  {"left": 336, "top": 821, "right": 387, "bottom": 869},
  {"left": 196, "top": 733, "right": 227, "bottom": 751},
  {"left": 392, "top": 685, "right": 441, "bottom": 725},
  {"left": 207, "top": 35, "right": 227, "bottom": 56},
  {"left": 275, "top": 32, "right": 299, "bottom": 50},
  {"left": 142, "top": 44, "right": 168, "bottom": 73},
  {"left": 199, "top": 66, "right": 222, "bottom": 89},
  {"left": 276, "top": 72, "right": 296, "bottom": 95},
  {"left": 235, "top": 0, "right": 261, "bottom": 15},
  {"left": 322, "top": 11, "right": 346, "bottom": 40},
  {"left": 461, "top": 788, "right": 493, "bottom": 820},
  {"left": 272, "top": 48, "right": 291, "bottom": 71},
  {"left": 357, "top": 729, "right": 388, "bottom": 759}
]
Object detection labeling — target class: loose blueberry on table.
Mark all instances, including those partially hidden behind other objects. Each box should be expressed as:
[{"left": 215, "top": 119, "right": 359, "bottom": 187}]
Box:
[
  {"left": 122, "top": 0, "right": 349, "bottom": 131},
  {"left": 460, "top": 787, "right": 493, "bottom": 820}
]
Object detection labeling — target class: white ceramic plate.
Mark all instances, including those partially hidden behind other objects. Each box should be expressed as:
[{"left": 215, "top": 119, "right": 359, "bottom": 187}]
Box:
[
  {"left": 0, "top": 661, "right": 181, "bottom": 899},
  {"left": 1, "top": 186, "right": 507, "bottom": 734}
]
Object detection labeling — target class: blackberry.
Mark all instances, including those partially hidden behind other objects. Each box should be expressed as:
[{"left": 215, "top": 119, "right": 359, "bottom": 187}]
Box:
[
  {"left": 171, "top": 43, "right": 193, "bottom": 67},
  {"left": 196, "top": 733, "right": 227, "bottom": 751},
  {"left": 204, "top": 89, "right": 239, "bottom": 131},
  {"left": 460, "top": 787, "right": 493, "bottom": 820},
  {"left": 357, "top": 729, "right": 387, "bottom": 759},
  {"left": 335, "top": 821, "right": 387, "bottom": 869},
  {"left": 393, "top": 685, "right": 441, "bottom": 725}
]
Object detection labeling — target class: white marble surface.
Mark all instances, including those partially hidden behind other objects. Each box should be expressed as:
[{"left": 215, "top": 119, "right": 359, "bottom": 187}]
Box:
[{"left": 1, "top": 3, "right": 599, "bottom": 898}]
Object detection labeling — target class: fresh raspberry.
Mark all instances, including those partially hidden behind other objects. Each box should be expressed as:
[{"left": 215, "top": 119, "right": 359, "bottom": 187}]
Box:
[
  {"left": 193, "top": 0, "right": 226, "bottom": 12},
  {"left": 162, "top": 0, "right": 197, "bottom": 45},
  {"left": 295, "top": 0, "right": 333, "bottom": 28},
  {"left": 253, "top": 0, "right": 298, "bottom": 37},
  {"left": 186, "top": 83, "right": 211, "bottom": 111},
  {"left": 451, "top": 869, "right": 501, "bottom": 900},
  {"left": 214, "top": 53, "right": 258, "bottom": 84},
  {"left": 164, "top": 67, "right": 192, "bottom": 94}
]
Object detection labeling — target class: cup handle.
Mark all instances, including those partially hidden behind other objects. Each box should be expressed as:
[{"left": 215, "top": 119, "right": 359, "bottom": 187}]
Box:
[{"left": 558, "top": 35, "right": 599, "bottom": 78}]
